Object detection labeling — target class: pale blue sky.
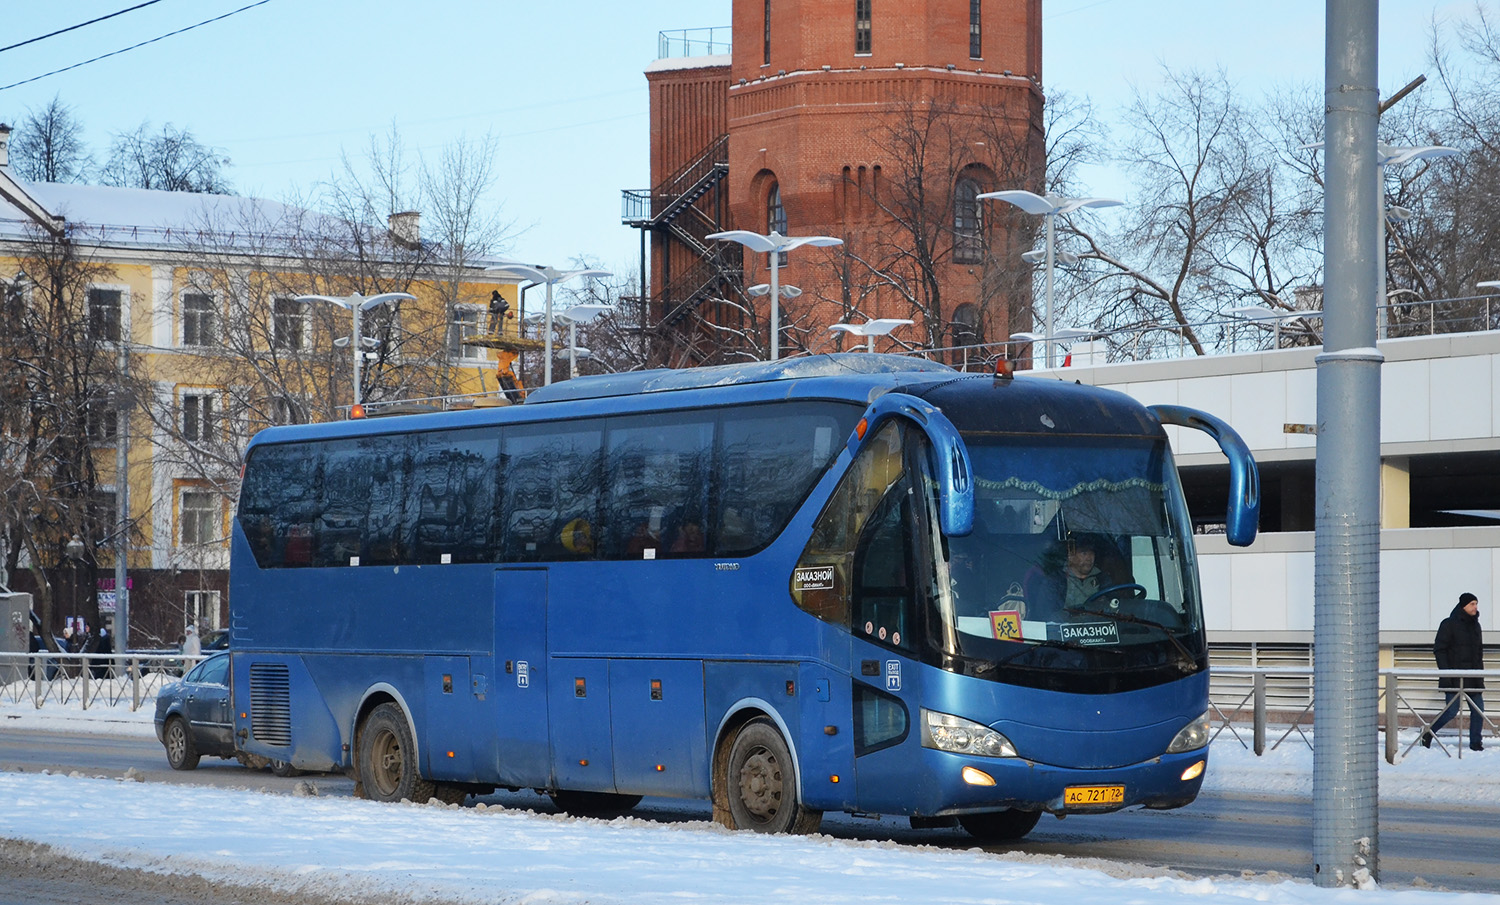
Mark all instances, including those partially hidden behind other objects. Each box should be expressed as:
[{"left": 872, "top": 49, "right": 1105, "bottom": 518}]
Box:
[{"left": 0, "top": 1, "right": 1474, "bottom": 276}]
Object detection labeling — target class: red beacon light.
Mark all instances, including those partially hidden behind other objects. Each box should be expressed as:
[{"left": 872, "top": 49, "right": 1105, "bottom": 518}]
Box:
[{"left": 993, "top": 355, "right": 1014, "bottom": 382}]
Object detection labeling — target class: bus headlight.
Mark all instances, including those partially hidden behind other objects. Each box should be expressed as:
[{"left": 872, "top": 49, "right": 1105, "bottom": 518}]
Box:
[
  {"left": 1166, "top": 711, "right": 1211, "bottom": 753},
  {"left": 921, "top": 709, "right": 1017, "bottom": 758}
]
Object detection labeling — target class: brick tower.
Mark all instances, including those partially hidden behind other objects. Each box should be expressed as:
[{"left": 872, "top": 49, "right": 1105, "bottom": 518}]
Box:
[{"left": 628, "top": 2, "right": 1044, "bottom": 367}]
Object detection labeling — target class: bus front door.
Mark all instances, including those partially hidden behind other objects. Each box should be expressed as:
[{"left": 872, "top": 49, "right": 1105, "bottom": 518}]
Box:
[
  {"left": 493, "top": 569, "right": 552, "bottom": 788},
  {"left": 850, "top": 642, "right": 922, "bottom": 815}
]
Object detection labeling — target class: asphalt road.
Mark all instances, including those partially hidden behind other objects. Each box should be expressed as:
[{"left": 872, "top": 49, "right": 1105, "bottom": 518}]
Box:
[{"left": 2, "top": 727, "right": 1497, "bottom": 893}]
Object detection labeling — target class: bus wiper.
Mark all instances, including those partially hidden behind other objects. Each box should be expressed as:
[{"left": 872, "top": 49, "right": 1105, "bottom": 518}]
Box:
[{"left": 1074, "top": 608, "right": 1200, "bottom": 674}]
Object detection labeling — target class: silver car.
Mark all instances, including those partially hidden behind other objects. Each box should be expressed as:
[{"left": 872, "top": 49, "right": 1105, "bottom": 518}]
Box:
[
  {"left": 153, "top": 652, "right": 302, "bottom": 775},
  {"left": 154, "top": 652, "right": 234, "bottom": 770}
]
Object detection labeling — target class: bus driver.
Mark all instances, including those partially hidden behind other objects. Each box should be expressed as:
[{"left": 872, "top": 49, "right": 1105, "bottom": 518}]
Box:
[{"left": 1024, "top": 532, "right": 1108, "bottom": 621}]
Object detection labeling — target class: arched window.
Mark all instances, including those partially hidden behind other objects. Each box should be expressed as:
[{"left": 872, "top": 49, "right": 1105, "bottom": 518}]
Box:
[
  {"left": 767, "top": 182, "right": 788, "bottom": 265},
  {"left": 951, "top": 303, "right": 983, "bottom": 369},
  {"left": 953, "top": 177, "right": 983, "bottom": 264}
]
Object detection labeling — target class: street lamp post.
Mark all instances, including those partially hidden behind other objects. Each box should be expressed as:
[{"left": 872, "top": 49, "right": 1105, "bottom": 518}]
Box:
[
  {"left": 487, "top": 265, "right": 612, "bottom": 386},
  {"left": 979, "top": 190, "right": 1122, "bottom": 368},
  {"left": 557, "top": 303, "right": 614, "bottom": 379},
  {"left": 1308, "top": 142, "right": 1459, "bottom": 339},
  {"left": 1377, "top": 145, "right": 1457, "bottom": 338},
  {"left": 705, "top": 230, "right": 844, "bottom": 361},
  {"left": 64, "top": 535, "right": 85, "bottom": 647},
  {"left": 827, "top": 317, "right": 913, "bottom": 353},
  {"left": 294, "top": 292, "right": 415, "bottom": 405}
]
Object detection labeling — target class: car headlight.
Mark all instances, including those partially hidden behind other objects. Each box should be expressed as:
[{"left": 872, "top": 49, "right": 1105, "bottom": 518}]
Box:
[
  {"left": 1167, "top": 710, "right": 1211, "bottom": 753},
  {"left": 920, "top": 709, "right": 1018, "bottom": 758}
]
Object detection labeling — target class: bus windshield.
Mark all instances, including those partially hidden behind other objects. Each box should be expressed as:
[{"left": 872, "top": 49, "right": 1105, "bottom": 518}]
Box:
[{"left": 940, "top": 436, "right": 1204, "bottom": 678}]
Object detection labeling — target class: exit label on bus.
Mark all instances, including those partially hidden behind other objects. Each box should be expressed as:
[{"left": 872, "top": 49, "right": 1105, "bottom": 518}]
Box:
[{"left": 1063, "top": 784, "right": 1124, "bottom": 807}]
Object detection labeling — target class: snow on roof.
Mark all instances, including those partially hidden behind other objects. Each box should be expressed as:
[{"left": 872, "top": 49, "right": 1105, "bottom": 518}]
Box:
[
  {"left": 0, "top": 177, "right": 522, "bottom": 273},
  {"left": 644, "top": 52, "right": 731, "bottom": 74}
]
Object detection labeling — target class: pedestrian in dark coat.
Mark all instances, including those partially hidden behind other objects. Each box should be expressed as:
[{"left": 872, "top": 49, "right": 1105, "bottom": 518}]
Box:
[{"left": 1422, "top": 593, "right": 1487, "bottom": 751}]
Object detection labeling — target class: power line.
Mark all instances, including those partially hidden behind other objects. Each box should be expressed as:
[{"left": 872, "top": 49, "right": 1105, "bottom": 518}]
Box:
[
  {"left": 0, "top": 0, "right": 168, "bottom": 55},
  {"left": 0, "top": 0, "right": 273, "bottom": 93}
]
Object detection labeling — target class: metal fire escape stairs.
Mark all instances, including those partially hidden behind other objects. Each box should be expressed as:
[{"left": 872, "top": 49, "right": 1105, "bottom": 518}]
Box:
[{"left": 621, "top": 135, "right": 743, "bottom": 338}]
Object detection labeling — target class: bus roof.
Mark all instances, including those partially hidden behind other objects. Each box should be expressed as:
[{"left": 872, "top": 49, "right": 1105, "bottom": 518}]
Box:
[{"left": 522, "top": 353, "right": 954, "bottom": 404}]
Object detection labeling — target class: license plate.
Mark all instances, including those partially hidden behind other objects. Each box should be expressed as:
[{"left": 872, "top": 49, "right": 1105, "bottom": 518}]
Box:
[{"left": 1064, "top": 784, "right": 1125, "bottom": 807}]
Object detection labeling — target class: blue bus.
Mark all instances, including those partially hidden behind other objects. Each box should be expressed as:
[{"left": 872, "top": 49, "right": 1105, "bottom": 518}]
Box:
[{"left": 229, "top": 354, "right": 1258, "bottom": 838}]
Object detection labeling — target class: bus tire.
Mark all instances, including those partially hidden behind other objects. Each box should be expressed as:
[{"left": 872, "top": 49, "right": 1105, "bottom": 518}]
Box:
[
  {"left": 958, "top": 809, "right": 1041, "bottom": 841},
  {"left": 357, "top": 703, "right": 437, "bottom": 803},
  {"left": 721, "top": 719, "right": 821, "bottom": 835},
  {"left": 163, "top": 717, "right": 200, "bottom": 771},
  {"left": 269, "top": 759, "right": 301, "bottom": 777},
  {"left": 549, "top": 789, "right": 642, "bottom": 819}
]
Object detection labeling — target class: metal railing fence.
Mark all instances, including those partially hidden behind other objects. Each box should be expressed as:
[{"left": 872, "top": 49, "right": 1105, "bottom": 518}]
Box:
[
  {"left": 1210, "top": 666, "right": 1498, "bottom": 763},
  {"left": 0, "top": 652, "right": 204, "bottom": 712}
]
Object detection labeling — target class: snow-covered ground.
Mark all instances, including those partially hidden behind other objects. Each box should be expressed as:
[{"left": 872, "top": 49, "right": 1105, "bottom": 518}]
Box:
[{"left": 1, "top": 696, "right": 1496, "bottom": 904}]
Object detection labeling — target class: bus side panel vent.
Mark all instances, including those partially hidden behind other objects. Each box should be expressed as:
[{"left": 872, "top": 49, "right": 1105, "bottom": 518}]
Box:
[{"left": 248, "top": 663, "right": 293, "bottom": 747}]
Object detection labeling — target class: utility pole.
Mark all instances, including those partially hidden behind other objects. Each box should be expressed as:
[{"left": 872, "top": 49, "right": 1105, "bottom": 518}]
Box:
[
  {"left": 114, "top": 340, "right": 130, "bottom": 656},
  {"left": 1314, "top": 0, "right": 1381, "bottom": 887}
]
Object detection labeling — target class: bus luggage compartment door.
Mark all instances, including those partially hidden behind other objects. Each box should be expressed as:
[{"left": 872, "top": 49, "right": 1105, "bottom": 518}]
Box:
[
  {"left": 549, "top": 658, "right": 614, "bottom": 791},
  {"left": 423, "top": 655, "right": 494, "bottom": 782},
  {"left": 609, "top": 659, "right": 708, "bottom": 798},
  {"left": 494, "top": 569, "right": 552, "bottom": 788}
]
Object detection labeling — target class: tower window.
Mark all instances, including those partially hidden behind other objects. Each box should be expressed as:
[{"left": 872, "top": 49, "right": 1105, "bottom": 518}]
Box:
[
  {"left": 767, "top": 182, "right": 788, "bottom": 265},
  {"left": 970, "top": 0, "right": 982, "bottom": 59},
  {"left": 856, "top": 0, "right": 872, "bottom": 54},
  {"left": 764, "top": 0, "right": 772, "bottom": 65},
  {"left": 954, "top": 177, "right": 983, "bottom": 264}
]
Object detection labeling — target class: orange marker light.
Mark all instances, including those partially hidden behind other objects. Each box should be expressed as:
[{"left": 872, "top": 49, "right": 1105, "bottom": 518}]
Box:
[
  {"left": 855, "top": 418, "right": 868, "bottom": 440},
  {"left": 830, "top": 775, "right": 840, "bottom": 783},
  {"left": 447, "top": 751, "right": 455, "bottom": 758},
  {"left": 655, "top": 764, "right": 665, "bottom": 772},
  {"left": 350, "top": 403, "right": 367, "bottom": 419}
]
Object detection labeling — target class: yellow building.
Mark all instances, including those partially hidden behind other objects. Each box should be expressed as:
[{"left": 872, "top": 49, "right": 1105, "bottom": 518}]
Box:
[{"left": 0, "top": 129, "right": 521, "bottom": 647}]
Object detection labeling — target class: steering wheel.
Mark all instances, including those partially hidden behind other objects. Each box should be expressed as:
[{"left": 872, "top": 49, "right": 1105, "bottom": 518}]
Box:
[{"left": 1083, "top": 583, "right": 1148, "bottom": 608}]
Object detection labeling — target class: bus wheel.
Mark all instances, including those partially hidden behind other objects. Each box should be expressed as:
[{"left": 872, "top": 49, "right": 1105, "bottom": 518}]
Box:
[
  {"left": 357, "top": 703, "right": 437, "bottom": 803},
  {"left": 269, "top": 759, "right": 301, "bottom": 777},
  {"left": 958, "top": 809, "right": 1041, "bottom": 841},
  {"left": 549, "top": 790, "right": 642, "bottom": 819},
  {"left": 722, "top": 719, "right": 821, "bottom": 834},
  {"left": 163, "top": 717, "right": 200, "bottom": 771}
]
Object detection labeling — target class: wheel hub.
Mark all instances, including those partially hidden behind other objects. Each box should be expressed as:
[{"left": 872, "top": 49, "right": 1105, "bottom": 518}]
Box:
[
  {"left": 372, "top": 730, "right": 403, "bottom": 794},
  {"left": 737, "top": 747, "right": 783, "bottom": 819}
]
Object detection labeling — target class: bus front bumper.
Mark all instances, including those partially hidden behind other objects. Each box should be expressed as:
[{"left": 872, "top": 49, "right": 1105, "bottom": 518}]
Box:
[{"left": 918, "top": 746, "right": 1208, "bottom": 817}]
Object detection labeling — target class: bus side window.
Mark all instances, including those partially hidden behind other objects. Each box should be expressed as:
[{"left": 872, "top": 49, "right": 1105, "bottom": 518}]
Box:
[
  {"left": 239, "top": 442, "right": 320, "bottom": 569},
  {"left": 603, "top": 416, "right": 712, "bottom": 560},
  {"left": 499, "top": 425, "right": 602, "bottom": 562},
  {"left": 715, "top": 404, "right": 855, "bottom": 556},
  {"left": 791, "top": 421, "right": 904, "bottom": 626},
  {"left": 407, "top": 429, "right": 498, "bottom": 564}
]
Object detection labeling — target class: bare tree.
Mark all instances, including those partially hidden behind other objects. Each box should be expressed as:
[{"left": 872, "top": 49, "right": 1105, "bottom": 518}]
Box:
[
  {"left": 9, "top": 95, "right": 92, "bottom": 183},
  {"left": 1053, "top": 69, "right": 1324, "bottom": 358},
  {"left": 0, "top": 226, "right": 131, "bottom": 644},
  {"left": 100, "top": 122, "right": 232, "bottom": 194}
]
